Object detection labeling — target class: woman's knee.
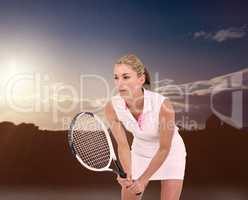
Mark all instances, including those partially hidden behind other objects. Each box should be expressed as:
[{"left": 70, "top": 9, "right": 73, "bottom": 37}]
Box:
[{"left": 121, "top": 186, "right": 143, "bottom": 200}]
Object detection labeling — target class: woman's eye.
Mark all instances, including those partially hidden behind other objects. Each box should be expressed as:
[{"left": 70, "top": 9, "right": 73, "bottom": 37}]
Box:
[
  {"left": 123, "top": 76, "right": 130, "bottom": 79},
  {"left": 114, "top": 77, "right": 118, "bottom": 80}
]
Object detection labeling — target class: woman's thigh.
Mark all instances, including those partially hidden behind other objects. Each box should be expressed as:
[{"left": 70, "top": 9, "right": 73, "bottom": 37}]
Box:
[{"left": 160, "top": 179, "right": 184, "bottom": 200}]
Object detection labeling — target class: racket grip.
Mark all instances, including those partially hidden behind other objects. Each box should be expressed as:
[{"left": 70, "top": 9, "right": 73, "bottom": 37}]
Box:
[
  {"left": 114, "top": 161, "right": 142, "bottom": 196},
  {"left": 119, "top": 171, "right": 127, "bottom": 178},
  {"left": 114, "top": 160, "right": 127, "bottom": 178}
]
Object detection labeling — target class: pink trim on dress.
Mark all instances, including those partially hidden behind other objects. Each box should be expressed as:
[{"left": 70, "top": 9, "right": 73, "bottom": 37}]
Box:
[
  {"left": 137, "top": 114, "right": 144, "bottom": 131},
  {"left": 124, "top": 100, "right": 144, "bottom": 131},
  {"left": 124, "top": 101, "right": 128, "bottom": 110}
]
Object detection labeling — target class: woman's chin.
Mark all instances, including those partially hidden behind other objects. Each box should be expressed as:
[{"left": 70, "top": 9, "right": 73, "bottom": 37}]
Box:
[{"left": 119, "top": 91, "right": 132, "bottom": 99}]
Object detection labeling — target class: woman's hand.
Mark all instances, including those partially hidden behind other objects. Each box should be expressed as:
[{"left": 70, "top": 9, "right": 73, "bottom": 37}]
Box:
[
  {"left": 126, "top": 177, "right": 149, "bottom": 194},
  {"left": 116, "top": 174, "right": 133, "bottom": 188}
]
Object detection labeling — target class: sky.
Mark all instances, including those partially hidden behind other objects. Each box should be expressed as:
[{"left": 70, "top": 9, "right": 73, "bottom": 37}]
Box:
[{"left": 0, "top": 0, "right": 247, "bottom": 129}]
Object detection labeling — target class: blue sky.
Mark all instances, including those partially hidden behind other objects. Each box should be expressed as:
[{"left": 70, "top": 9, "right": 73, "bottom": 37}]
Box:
[{"left": 0, "top": 0, "right": 247, "bottom": 83}]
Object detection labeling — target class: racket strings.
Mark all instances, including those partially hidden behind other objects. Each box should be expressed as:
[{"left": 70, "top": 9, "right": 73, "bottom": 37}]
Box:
[
  {"left": 74, "top": 130, "right": 110, "bottom": 167},
  {"left": 72, "top": 114, "right": 111, "bottom": 169}
]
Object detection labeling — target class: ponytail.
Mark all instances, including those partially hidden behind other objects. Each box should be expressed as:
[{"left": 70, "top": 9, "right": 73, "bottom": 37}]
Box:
[{"left": 143, "top": 67, "right": 151, "bottom": 90}]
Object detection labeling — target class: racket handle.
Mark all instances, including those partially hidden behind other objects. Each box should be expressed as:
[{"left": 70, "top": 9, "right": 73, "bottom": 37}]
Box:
[
  {"left": 114, "top": 161, "right": 142, "bottom": 196},
  {"left": 114, "top": 160, "right": 127, "bottom": 178},
  {"left": 119, "top": 171, "right": 127, "bottom": 178}
]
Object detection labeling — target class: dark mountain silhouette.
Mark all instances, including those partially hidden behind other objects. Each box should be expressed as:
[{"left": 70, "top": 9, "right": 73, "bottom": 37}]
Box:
[
  {"left": 0, "top": 117, "right": 248, "bottom": 186},
  {"left": 182, "top": 113, "right": 248, "bottom": 185},
  {"left": 205, "top": 114, "right": 223, "bottom": 129},
  {"left": 0, "top": 122, "right": 113, "bottom": 186}
]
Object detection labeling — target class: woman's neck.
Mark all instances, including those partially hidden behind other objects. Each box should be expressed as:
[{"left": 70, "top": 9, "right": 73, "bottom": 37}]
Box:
[{"left": 124, "top": 88, "right": 144, "bottom": 113}]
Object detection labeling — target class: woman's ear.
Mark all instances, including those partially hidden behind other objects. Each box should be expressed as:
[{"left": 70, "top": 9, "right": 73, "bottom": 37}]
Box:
[{"left": 139, "top": 73, "right": 146, "bottom": 85}]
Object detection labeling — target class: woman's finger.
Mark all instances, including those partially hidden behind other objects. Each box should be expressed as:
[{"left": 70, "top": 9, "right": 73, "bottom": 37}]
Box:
[
  {"left": 117, "top": 175, "right": 133, "bottom": 187},
  {"left": 127, "top": 181, "right": 142, "bottom": 194},
  {"left": 116, "top": 176, "right": 125, "bottom": 186}
]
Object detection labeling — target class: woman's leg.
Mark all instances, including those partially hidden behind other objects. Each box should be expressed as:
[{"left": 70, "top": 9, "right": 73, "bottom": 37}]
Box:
[
  {"left": 121, "top": 187, "right": 143, "bottom": 200},
  {"left": 160, "top": 179, "right": 183, "bottom": 200},
  {"left": 121, "top": 182, "right": 149, "bottom": 200}
]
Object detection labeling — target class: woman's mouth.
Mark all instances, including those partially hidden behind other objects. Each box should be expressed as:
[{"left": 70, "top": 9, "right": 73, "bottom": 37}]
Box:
[{"left": 119, "top": 89, "right": 127, "bottom": 92}]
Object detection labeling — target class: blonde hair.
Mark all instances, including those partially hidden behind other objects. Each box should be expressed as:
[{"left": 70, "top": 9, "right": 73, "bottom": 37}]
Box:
[{"left": 116, "top": 53, "right": 151, "bottom": 89}]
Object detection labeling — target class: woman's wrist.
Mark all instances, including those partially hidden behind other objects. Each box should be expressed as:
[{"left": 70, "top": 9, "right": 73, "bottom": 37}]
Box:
[
  {"left": 138, "top": 175, "right": 149, "bottom": 184},
  {"left": 126, "top": 173, "right": 132, "bottom": 179}
]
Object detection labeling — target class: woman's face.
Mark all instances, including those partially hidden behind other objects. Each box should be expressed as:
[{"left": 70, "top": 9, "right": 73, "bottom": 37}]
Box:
[{"left": 113, "top": 64, "right": 145, "bottom": 97}]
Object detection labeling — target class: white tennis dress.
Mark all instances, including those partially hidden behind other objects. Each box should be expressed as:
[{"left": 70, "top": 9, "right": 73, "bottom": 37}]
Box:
[{"left": 111, "top": 88, "right": 187, "bottom": 180}]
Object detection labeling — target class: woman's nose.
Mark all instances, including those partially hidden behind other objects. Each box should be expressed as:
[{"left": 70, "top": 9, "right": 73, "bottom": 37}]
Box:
[{"left": 115, "top": 79, "right": 124, "bottom": 87}]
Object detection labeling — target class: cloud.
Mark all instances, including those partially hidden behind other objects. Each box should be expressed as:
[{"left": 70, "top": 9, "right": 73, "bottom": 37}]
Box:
[
  {"left": 193, "top": 25, "right": 247, "bottom": 42},
  {"left": 157, "top": 68, "right": 248, "bottom": 96},
  {"left": 213, "top": 27, "right": 246, "bottom": 42},
  {"left": 193, "top": 31, "right": 210, "bottom": 39}
]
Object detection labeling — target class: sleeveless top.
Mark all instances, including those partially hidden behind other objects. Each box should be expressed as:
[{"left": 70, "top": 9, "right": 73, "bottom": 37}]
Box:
[{"left": 111, "top": 88, "right": 182, "bottom": 157}]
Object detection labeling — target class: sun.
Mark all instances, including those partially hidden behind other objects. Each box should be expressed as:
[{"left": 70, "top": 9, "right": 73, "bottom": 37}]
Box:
[
  {"left": 0, "top": 57, "right": 28, "bottom": 81},
  {"left": 7, "top": 59, "right": 19, "bottom": 75},
  {"left": 0, "top": 57, "right": 36, "bottom": 107}
]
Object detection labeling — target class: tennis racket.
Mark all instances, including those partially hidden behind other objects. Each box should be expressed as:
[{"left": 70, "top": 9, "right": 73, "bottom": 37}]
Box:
[{"left": 68, "top": 111, "right": 142, "bottom": 195}]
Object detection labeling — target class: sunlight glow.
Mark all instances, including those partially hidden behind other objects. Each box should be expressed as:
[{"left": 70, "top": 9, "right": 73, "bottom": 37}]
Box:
[{"left": 0, "top": 57, "right": 29, "bottom": 81}]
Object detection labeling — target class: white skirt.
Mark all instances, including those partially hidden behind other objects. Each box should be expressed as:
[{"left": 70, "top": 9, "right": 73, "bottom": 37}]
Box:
[{"left": 131, "top": 131, "right": 187, "bottom": 180}]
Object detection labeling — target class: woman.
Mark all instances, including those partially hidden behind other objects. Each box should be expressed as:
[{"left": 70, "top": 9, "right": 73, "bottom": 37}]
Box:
[{"left": 104, "top": 54, "right": 187, "bottom": 200}]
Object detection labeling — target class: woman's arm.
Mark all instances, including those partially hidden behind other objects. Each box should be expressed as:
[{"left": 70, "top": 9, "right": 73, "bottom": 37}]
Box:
[
  {"left": 128, "top": 99, "right": 175, "bottom": 193},
  {"left": 104, "top": 101, "right": 132, "bottom": 179}
]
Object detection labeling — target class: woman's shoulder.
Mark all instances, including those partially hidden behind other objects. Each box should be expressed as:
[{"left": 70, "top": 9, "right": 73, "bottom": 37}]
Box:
[
  {"left": 145, "top": 88, "right": 169, "bottom": 101},
  {"left": 104, "top": 99, "right": 119, "bottom": 119}
]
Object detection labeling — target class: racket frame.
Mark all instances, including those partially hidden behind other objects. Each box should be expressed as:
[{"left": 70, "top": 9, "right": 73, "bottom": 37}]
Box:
[{"left": 68, "top": 112, "right": 126, "bottom": 178}]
